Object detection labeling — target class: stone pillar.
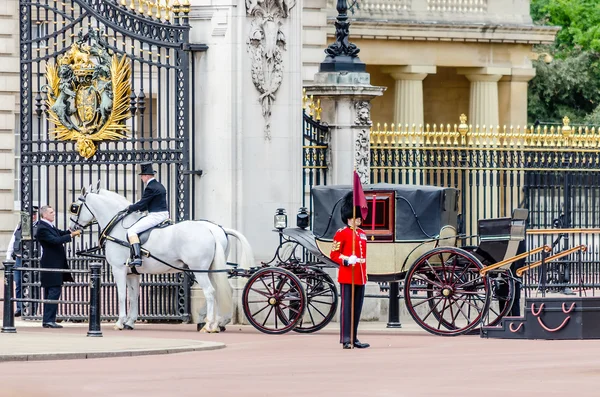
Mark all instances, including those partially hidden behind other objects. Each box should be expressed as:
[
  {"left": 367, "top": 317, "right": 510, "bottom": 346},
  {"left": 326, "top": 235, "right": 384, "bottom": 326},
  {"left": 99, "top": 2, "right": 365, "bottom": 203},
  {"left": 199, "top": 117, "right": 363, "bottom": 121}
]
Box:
[
  {"left": 458, "top": 67, "right": 510, "bottom": 127},
  {"left": 0, "top": 0, "right": 19, "bottom": 254},
  {"left": 498, "top": 68, "right": 536, "bottom": 128},
  {"left": 304, "top": 73, "right": 385, "bottom": 185},
  {"left": 190, "top": 0, "right": 303, "bottom": 324},
  {"left": 382, "top": 66, "right": 436, "bottom": 127}
]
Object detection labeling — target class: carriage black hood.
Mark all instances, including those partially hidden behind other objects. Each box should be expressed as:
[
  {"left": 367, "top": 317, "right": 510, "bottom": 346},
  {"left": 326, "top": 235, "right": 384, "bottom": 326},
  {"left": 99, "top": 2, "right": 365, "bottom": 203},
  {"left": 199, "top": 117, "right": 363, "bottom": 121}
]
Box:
[{"left": 311, "top": 184, "right": 459, "bottom": 241}]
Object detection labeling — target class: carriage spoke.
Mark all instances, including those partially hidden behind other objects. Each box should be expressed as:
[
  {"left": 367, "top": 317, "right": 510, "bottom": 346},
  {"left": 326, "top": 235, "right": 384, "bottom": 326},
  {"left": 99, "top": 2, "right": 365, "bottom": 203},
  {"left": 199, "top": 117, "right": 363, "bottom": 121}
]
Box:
[
  {"left": 259, "top": 277, "right": 274, "bottom": 295},
  {"left": 248, "top": 287, "right": 271, "bottom": 298},
  {"left": 437, "top": 298, "right": 449, "bottom": 330},
  {"left": 412, "top": 274, "right": 444, "bottom": 289},
  {"left": 448, "top": 295, "right": 472, "bottom": 323},
  {"left": 412, "top": 293, "right": 441, "bottom": 308},
  {"left": 278, "top": 302, "right": 301, "bottom": 315},
  {"left": 422, "top": 295, "right": 444, "bottom": 322},
  {"left": 274, "top": 306, "right": 288, "bottom": 324},
  {"left": 307, "top": 302, "right": 328, "bottom": 319},
  {"left": 424, "top": 260, "right": 445, "bottom": 285},
  {"left": 252, "top": 304, "right": 271, "bottom": 321}
]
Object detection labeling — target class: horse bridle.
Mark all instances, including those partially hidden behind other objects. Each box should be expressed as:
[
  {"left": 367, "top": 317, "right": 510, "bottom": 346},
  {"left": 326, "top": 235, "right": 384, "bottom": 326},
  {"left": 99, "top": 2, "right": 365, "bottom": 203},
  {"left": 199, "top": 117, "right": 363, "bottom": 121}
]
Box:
[{"left": 69, "top": 195, "right": 96, "bottom": 230}]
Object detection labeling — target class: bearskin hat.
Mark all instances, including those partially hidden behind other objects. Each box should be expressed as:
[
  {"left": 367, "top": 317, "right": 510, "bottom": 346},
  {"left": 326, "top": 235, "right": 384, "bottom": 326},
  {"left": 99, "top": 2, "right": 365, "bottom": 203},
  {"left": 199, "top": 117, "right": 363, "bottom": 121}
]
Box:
[{"left": 340, "top": 191, "right": 364, "bottom": 224}]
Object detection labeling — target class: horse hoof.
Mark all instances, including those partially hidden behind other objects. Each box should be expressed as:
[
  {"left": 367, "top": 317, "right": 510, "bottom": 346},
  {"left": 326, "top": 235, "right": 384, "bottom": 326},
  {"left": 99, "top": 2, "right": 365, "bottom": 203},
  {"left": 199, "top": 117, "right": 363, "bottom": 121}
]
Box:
[
  {"left": 113, "top": 324, "right": 124, "bottom": 331},
  {"left": 197, "top": 323, "right": 206, "bottom": 332},
  {"left": 124, "top": 324, "right": 134, "bottom": 330},
  {"left": 219, "top": 326, "right": 226, "bottom": 332}
]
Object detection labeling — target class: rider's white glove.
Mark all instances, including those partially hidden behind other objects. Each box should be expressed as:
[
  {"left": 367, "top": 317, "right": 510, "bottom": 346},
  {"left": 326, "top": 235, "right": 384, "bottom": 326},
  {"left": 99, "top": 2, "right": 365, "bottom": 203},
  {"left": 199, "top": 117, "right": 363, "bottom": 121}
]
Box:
[{"left": 348, "top": 255, "right": 358, "bottom": 265}]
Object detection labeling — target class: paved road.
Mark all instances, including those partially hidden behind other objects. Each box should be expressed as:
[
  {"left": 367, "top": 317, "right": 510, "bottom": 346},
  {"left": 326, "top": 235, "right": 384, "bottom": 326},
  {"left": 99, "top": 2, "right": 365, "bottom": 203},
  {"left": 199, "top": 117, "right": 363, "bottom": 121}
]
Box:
[{"left": 1, "top": 322, "right": 599, "bottom": 397}]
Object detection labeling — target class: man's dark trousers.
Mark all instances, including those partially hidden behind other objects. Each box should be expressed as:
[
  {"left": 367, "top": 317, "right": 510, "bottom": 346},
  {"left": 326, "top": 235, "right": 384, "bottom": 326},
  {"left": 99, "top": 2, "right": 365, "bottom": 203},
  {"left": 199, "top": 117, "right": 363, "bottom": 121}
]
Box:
[
  {"left": 43, "top": 286, "right": 61, "bottom": 324},
  {"left": 339, "top": 284, "right": 365, "bottom": 344}
]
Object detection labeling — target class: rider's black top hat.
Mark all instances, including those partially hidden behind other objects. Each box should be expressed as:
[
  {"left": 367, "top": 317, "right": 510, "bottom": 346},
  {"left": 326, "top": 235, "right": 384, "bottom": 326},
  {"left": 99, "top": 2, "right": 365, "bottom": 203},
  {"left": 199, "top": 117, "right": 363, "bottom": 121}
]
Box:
[{"left": 138, "top": 162, "right": 157, "bottom": 176}]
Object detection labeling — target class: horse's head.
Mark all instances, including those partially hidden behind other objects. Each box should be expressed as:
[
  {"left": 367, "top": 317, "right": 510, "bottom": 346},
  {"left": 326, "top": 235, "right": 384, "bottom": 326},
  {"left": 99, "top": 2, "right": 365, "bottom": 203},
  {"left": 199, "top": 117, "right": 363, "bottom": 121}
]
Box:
[{"left": 68, "top": 185, "right": 96, "bottom": 230}]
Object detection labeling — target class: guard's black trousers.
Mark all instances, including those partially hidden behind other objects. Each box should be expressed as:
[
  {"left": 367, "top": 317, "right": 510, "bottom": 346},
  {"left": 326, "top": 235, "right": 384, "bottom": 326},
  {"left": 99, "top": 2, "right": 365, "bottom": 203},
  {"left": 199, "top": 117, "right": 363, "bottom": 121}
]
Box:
[{"left": 339, "top": 283, "right": 365, "bottom": 344}]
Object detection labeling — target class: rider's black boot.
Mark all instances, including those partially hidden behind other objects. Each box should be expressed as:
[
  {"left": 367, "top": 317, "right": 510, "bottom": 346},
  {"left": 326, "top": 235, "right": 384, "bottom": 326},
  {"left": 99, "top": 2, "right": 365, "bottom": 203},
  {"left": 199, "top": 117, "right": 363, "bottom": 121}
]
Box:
[{"left": 130, "top": 243, "right": 143, "bottom": 267}]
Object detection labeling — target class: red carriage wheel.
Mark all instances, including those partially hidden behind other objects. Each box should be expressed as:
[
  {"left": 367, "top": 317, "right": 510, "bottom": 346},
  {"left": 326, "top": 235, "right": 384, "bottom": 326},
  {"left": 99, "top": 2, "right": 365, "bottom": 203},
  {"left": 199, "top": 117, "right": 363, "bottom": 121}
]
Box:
[
  {"left": 280, "top": 267, "right": 338, "bottom": 334},
  {"left": 242, "top": 267, "right": 307, "bottom": 335},
  {"left": 404, "top": 247, "right": 491, "bottom": 336}
]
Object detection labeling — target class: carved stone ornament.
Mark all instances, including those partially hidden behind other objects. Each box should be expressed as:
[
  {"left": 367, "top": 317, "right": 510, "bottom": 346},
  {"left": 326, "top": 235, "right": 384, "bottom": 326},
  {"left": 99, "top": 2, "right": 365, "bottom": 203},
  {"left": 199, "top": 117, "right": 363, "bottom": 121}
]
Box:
[
  {"left": 246, "top": 0, "right": 296, "bottom": 140},
  {"left": 355, "top": 128, "right": 370, "bottom": 184},
  {"left": 42, "top": 29, "right": 131, "bottom": 159},
  {"left": 354, "top": 101, "right": 372, "bottom": 126}
]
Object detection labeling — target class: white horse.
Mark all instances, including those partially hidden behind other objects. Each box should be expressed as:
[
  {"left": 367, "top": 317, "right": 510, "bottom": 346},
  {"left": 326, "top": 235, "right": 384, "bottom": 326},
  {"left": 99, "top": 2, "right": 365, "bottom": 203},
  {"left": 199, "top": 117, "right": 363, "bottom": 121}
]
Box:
[{"left": 69, "top": 185, "right": 255, "bottom": 332}]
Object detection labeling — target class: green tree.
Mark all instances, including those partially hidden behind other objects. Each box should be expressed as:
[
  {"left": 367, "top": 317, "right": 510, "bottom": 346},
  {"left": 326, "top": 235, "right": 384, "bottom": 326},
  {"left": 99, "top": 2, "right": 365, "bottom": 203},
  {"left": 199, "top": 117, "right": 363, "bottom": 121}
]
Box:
[{"left": 528, "top": 0, "right": 600, "bottom": 124}]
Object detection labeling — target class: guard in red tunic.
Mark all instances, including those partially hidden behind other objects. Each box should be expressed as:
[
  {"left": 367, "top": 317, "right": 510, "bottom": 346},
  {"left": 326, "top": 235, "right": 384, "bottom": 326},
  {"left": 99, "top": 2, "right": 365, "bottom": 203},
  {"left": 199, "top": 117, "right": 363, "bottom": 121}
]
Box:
[{"left": 330, "top": 192, "right": 370, "bottom": 349}]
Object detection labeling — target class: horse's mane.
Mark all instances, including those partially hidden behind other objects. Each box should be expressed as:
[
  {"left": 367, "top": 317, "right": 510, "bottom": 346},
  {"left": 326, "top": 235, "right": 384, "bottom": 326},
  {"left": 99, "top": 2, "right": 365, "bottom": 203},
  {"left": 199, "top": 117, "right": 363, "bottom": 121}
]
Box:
[{"left": 96, "top": 188, "right": 132, "bottom": 207}]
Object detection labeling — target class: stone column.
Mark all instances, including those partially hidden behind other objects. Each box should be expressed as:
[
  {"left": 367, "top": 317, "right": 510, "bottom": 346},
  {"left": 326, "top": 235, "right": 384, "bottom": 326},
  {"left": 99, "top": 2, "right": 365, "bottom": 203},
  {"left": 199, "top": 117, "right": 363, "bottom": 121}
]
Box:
[
  {"left": 498, "top": 68, "right": 536, "bottom": 128},
  {"left": 304, "top": 73, "right": 385, "bottom": 185},
  {"left": 458, "top": 67, "right": 510, "bottom": 127},
  {"left": 382, "top": 66, "right": 436, "bottom": 127}
]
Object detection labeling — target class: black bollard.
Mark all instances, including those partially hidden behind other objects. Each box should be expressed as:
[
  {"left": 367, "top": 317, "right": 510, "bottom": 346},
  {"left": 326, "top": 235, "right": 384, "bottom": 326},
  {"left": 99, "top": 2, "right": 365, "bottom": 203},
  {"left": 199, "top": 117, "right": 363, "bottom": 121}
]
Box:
[
  {"left": 386, "top": 281, "right": 402, "bottom": 328},
  {"left": 87, "top": 262, "right": 103, "bottom": 337},
  {"left": 2, "top": 260, "right": 16, "bottom": 333}
]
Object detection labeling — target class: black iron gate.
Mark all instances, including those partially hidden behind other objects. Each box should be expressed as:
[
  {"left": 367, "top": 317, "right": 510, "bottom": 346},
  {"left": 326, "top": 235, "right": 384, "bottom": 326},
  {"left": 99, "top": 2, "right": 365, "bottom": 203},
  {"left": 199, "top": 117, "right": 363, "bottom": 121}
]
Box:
[
  {"left": 19, "top": 0, "right": 200, "bottom": 321},
  {"left": 302, "top": 93, "right": 329, "bottom": 217}
]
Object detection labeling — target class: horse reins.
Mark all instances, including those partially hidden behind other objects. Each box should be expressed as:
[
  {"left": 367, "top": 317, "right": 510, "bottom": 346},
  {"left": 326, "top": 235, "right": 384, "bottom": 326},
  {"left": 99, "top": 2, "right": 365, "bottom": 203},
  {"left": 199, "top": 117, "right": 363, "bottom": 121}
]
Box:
[{"left": 73, "top": 194, "right": 232, "bottom": 278}]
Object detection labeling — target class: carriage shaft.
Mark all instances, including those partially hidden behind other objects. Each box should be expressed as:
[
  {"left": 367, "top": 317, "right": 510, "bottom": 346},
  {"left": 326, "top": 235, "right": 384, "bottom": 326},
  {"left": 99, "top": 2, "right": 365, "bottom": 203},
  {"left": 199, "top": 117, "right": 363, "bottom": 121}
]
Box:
[
  {"left": 515, "top": 245, "right": 588, "bottom": 277},
  {"left": 479, "top": 245, "right": 552, "bottom": 277}
]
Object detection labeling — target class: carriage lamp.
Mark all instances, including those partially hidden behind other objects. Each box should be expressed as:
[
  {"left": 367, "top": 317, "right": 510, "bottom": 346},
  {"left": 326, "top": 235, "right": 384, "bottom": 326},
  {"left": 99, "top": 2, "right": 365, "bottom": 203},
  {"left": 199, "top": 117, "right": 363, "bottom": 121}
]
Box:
[
  {"left": 274, "top": 208, "right": 287, "bottom": 230},
  {"left": 297, "top": 207, "right": 309, "bottom": 229}
]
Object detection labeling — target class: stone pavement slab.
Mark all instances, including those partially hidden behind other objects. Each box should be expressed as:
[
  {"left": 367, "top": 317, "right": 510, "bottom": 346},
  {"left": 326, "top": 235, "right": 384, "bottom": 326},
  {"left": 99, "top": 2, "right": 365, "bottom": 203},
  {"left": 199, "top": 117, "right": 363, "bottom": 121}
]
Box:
[
  {"left": 0, "top": 331, "right": 224, "bottom": 362},
  {"left": 2, "top": 323, "right": 600, "bottom": 397}
]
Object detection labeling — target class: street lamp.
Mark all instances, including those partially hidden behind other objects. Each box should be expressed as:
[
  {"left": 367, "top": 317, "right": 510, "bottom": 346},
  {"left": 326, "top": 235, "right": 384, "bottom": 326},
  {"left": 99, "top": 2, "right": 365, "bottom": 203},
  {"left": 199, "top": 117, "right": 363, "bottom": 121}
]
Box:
[
  {"left": 297, "top": 207, "right": 309, "bottom": 229},
  {"left": 274, "top": 208, "right": 287, "bottom": 230},
  {"left": 319, "top": 0, "right": 365, "bottom": 73}
]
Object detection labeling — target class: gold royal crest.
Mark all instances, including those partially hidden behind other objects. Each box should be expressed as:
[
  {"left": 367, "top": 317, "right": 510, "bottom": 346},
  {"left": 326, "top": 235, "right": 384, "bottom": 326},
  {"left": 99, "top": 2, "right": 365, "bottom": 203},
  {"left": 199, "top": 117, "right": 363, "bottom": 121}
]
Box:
[{"left": 43, "top": 29, "right": 131, "bottom": 159}]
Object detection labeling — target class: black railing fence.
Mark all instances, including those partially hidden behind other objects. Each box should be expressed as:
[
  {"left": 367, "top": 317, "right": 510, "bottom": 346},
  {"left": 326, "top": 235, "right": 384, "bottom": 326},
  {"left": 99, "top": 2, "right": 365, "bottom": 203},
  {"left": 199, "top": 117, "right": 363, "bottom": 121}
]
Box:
[{"left": 2, "top": 260, "right": 102, "bottom": 336}]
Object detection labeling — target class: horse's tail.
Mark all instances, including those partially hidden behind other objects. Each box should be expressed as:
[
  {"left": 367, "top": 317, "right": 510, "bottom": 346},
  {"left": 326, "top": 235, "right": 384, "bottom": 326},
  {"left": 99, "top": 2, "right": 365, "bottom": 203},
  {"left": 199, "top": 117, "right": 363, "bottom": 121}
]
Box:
[
  {"left": 222, "top": 227, "right": 255, "bottom": 270},
  {"left": 208, "top": 232, "right": 233, "bottom": 325}
]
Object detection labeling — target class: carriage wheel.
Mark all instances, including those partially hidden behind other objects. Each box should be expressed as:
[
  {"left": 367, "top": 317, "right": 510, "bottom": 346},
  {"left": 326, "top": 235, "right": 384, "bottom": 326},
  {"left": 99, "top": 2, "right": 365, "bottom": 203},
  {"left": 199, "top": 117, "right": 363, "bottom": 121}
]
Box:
[
  {"left": 242, "top": 267, "right": 307, "bottom": 335},
  {"left": 287, "top": 267, "right": 338, "bottom": 333},
  {"left": 404, "top": 247, "right": 491, "bottom": 336}
]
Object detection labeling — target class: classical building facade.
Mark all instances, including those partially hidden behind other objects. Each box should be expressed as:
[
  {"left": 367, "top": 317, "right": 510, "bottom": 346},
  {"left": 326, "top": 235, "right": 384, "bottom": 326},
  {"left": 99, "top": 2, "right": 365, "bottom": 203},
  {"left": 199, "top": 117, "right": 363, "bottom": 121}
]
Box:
[{"left": 303, "top": 0, "right": 559, "bottom": 129}]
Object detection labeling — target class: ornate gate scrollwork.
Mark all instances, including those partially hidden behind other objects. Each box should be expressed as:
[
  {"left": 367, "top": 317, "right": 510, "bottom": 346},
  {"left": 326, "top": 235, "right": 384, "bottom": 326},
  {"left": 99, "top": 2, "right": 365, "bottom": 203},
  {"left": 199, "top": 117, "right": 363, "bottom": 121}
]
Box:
[{"left": 19, "top": 0, "right": 199, "bottom": 322}]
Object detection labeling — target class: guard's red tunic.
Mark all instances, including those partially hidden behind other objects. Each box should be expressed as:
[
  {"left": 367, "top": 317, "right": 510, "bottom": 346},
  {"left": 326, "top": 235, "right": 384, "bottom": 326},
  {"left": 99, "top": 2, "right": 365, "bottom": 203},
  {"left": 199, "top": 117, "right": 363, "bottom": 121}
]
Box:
[{"left": 329, "top": 226, "right": 368, "bottom": 285}]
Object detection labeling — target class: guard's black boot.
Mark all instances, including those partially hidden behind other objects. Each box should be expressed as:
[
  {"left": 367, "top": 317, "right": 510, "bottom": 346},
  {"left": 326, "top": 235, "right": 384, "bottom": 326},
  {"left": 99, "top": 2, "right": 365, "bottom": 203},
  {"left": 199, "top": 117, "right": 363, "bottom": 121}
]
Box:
[{"left": 130, "top": 243, "right": 143, "bottom": 267}]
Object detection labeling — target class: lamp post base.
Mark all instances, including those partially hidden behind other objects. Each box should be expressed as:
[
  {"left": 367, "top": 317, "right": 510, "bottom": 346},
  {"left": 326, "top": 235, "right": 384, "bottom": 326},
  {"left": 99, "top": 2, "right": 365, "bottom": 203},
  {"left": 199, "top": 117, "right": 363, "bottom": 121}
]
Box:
[{"left": 320, "top": 55, "right": 366, "bottom": 73}]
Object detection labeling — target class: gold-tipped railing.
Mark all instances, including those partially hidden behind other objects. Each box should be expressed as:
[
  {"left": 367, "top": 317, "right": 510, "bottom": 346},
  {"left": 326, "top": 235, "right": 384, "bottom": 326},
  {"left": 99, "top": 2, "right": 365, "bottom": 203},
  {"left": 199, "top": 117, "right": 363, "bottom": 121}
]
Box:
[
  {"left": 370, "top": 114, "right": 600, "bottom": 149},
  {"left": 516, "top": 245, "right": 588, "bottom": 277},
  {"left": 116, "top": 0, "right": 189, "bottom": 22},
  {"left": 479, "top": 245, "right": 552, "bottom": 277},
  {"left": 302, "top": 88, "right": 322, "bottom": 121}
]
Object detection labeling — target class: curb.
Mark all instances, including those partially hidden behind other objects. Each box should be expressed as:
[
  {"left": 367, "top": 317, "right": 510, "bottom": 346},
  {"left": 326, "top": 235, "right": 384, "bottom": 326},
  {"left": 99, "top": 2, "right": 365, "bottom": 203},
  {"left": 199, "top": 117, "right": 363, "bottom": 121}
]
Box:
[{"left": 0, "top": 342, "right": 225, "bottom": 362}]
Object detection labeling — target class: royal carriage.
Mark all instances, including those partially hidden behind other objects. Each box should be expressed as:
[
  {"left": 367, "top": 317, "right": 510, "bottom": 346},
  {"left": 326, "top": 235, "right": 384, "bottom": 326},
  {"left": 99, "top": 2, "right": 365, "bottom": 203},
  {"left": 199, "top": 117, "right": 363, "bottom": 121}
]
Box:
[{"left": 240, "top": 183, "right": 532, "bottom": 336}]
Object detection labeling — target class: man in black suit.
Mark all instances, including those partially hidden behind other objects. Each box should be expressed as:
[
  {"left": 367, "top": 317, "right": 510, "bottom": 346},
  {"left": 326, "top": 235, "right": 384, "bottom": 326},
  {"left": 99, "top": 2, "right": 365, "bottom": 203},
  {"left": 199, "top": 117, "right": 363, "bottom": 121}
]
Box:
[
  {"left": 126, "top": 162, "right": 169, "bottom": 266},
  {"left": 36, "top": 205, "right": 81, "bottom": 328}
]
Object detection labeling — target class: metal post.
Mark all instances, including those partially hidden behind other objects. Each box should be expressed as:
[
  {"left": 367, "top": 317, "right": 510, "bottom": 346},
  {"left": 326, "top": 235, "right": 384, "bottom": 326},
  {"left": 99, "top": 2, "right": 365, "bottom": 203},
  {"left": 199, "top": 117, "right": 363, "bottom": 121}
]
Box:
[
  {"left": 386, "top": 282, "right": 402, "bottom": 328},
  {"left": 540, "top": 249, "right": 547, "bottom": 298},
  {"left": 2, "top": 260, "right": 16, "bottom": 333},
  {"left": 87, "top": 262, "right": 102, "bottom": 337}
]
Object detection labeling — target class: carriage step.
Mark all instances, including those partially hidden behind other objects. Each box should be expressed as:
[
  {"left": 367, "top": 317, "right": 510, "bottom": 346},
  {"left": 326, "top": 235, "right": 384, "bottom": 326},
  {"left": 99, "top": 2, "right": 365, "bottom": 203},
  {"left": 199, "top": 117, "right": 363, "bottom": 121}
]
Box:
[{"left": 481, "top": 297, "right": 600, "bottom": 340}]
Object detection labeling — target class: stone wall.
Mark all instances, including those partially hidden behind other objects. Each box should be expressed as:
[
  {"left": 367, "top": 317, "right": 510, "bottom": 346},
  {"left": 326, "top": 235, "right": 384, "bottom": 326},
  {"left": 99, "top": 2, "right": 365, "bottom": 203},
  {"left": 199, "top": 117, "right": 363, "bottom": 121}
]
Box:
[{"left": 0, "top": 0, "right": 19, "bottom": 257}]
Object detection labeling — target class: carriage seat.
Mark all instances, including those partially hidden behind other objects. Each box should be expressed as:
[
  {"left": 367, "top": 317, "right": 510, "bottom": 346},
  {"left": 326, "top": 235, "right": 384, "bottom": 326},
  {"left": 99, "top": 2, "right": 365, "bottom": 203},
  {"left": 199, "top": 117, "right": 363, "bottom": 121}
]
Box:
[
  {"left": 139, "top": 219, "right": 173, "bottom": 245},
  {"left": 474, "top": 208, "right": 528, "bottom": 266}
]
